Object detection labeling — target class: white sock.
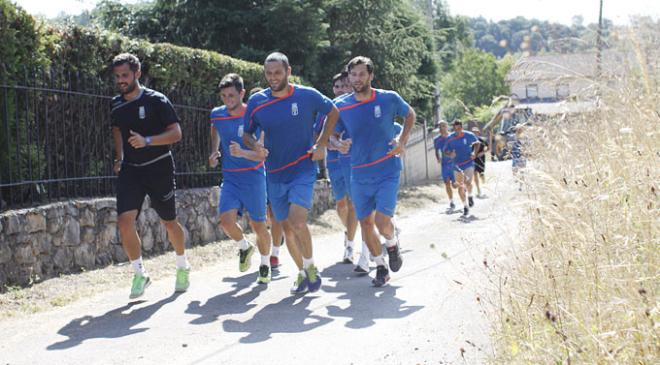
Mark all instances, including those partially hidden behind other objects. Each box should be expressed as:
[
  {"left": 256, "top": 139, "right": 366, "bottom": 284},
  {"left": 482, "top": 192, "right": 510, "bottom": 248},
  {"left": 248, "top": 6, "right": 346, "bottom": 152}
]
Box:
[
  {"left": 175, "top": 254, "right": 189, "bottom": 269},
  {"left": 271, "top": 244, "right": 280, "bottom": 257},
  {"left": 385, "top": 236, "right": 398, "bottom": 248},
  {"left": 346, "top": 239, "right": 355, "bottom": 248},
  {"left": 302, "top": 257, "right": 314, "bottom": 269},
  {"left": 374, "top": 254, "right": 387, "bottom": 267},
  {"left": 468, "top": 194, "right": 473, "bottom": 198},
  {"left": 131, "top": 257, "right": 146, "bottom": 276},
  {"left": 361, "top": 241, "right": 369, "bottom": 257},
  {"left": 299, "top": 269, "right": 307, "bottom": 278},
  {"left": 261, "top": 255, "right": 269, "bottom": 266},
  {"left": 237, "top": 239, "right": 249, "bottom": 250}
]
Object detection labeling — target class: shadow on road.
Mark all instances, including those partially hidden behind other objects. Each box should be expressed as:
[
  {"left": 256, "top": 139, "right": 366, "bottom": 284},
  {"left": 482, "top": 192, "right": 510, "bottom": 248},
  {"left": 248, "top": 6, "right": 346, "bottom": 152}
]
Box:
[
  {"left": 321, "top": 263, "right": 423, "bottom": 329},
  {"left": 222, "top": 295, "right": 332, "bottom": 343},
  {"left": 185, "top": 272, "right": 269, "bottom": 325},
  {"left": 47, "top": 292, "right": 182, "bottom": 350}
]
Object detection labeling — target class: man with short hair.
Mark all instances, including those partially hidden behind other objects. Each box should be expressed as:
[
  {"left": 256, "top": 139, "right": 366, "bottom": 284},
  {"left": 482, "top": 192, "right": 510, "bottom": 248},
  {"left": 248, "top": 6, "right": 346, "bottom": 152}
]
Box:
[
  {"left": 444, "top": 120, "right": 480, "bottom": 217},
  {"left": 332, "top": 56, "right": 415, "bottom": 287},
  {"left": 110, "top": 53, "right": 189, "bottom": 299},
  {"left": 243, "top": 52, "right": 340, "bottom": 295},
  {"left": 209, "top": 73, "right": 272, "bottom": 284},
  {"left": 434, "top": 121, "right": 457, "bottom": 211}
]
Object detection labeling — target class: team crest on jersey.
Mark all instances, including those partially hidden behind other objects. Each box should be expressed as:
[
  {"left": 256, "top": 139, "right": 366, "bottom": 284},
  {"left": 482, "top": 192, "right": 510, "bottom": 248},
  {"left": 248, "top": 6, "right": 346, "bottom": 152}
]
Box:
[
  {"left": 139, "top": 106, "right": 146, "bottom": 119},
  {"left": 374, "top": 105, "right": 382, "bottom": 118},
  {"left": 238, "top": 125, "right": 244, "bottom": 137},
  {"left": 291, "top": 103, "right": 299, "bottom": 116},
  {"left": 463, "top": 139, "right": 467, "bottom": 145}
]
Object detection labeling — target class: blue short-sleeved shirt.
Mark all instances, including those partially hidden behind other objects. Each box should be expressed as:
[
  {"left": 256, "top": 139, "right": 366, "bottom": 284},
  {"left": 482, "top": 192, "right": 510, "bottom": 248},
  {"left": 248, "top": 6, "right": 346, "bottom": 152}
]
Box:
[
  {"left": 444, "top": 131, "right": 479, "bottom": 168},
  {"left": 210, "top": 106, "right": 265, "bottom": 184},
  {"left": 244, "top": 84, "right": 333, "bottom": 183},
  {"left": 334, "top": 89, "right": 410, "bottom": 181},
  {"left": 433, "top": 134, "right": 454, "bottom": 167}
]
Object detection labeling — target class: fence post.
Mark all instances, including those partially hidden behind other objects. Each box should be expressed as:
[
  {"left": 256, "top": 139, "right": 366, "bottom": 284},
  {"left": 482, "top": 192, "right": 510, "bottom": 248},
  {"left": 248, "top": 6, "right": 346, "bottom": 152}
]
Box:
[{"left": 423, "top": 119, "right": 429, "bottom": 181}]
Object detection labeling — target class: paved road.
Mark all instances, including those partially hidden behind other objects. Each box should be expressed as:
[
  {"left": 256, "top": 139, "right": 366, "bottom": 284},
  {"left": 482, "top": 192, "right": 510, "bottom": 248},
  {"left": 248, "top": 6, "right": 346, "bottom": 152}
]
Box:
[{"left": 0, "top": 162, "right": 520, "bottom": 365}]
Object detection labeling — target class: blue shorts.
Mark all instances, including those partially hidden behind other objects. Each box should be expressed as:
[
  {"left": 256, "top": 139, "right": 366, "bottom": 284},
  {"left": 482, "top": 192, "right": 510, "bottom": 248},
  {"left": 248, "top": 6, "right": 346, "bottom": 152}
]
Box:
[
  {"left": 219, "top": 179, "right": 267, "bottom": 222},
  {"left": 267, "top": 169, "right": 317, "bottom": 221},
  {"left": 339, "top": 157, "right": 352, "bottom": 199},
  {"left": 351, "top": 172, "right": 400, "bottom": 220},
  {"left": 327, "top": 165, "right": 348, "bottom": 201},
  {"left": 441, "top": 164, "right": 455, "bottom": 183}
]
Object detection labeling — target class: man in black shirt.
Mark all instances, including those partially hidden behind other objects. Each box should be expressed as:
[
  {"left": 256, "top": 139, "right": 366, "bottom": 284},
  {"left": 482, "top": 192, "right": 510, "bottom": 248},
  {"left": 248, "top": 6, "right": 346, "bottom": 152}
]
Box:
[
  {"left": 471, "top": 126, "right": 489, "bottom": 198},
  {"left": 110, "top": 53, "right": 189, "bottom": 299}
]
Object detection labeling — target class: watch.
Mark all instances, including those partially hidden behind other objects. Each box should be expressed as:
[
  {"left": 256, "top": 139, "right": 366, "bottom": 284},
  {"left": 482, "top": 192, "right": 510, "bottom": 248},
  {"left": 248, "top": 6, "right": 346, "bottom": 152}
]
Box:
[{"left": 145, "top": 136, "right": 152, "bottom": 146}]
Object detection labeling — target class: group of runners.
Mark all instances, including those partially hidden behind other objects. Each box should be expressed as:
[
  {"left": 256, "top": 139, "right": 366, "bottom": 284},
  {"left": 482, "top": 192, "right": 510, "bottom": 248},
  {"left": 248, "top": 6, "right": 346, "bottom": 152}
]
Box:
[{"left": 110, "top": 51, "right": 415, "bottom": 299}]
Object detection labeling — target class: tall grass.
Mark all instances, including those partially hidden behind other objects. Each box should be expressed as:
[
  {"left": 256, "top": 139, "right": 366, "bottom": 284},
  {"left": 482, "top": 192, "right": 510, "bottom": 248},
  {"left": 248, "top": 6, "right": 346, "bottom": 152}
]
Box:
[{"left": 491, "top": 26, "right": 659, "bottom": 364}]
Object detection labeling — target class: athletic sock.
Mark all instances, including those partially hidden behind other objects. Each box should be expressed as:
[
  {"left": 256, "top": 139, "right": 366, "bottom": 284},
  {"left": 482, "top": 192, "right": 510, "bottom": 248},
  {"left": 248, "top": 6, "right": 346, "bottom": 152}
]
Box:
[
  {"left": 385, "top": 236, "right": 398, "bottom": 248},
  {"left": 302, "top": 257, "right": 314, "bottom": 269},
  {"left": 346, "top": 239, "right": 355, "bottom": 249},
  {"left": 131, "top": 257, "right": 146, "bottom": 276},
  {"left": 175, "top": 254, "right": 189, "bottom": 269},
  {"left": 361, "top": 241, "right": 369, "bottom": 257},
  {"left": 271, "top": 244, "right": 280, "bottom": 257},
  {"left": 237, "top": 238, "right": 249, "bottom": 250},
  {"left": 374, "top": 253, "right": 387, "bottom": 267},
  {"left": 260, "top": 255, "right": 269, "bottom": 266},
  {"left": 299, "top": 269, "right": 307, "bottom": 278}
]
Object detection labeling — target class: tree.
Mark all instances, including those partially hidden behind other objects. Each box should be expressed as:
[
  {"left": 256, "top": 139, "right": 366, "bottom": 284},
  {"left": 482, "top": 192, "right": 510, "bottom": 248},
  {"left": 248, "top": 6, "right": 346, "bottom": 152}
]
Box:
[{"left": 441, "top": 48, "right": 511, "bottom": 121}]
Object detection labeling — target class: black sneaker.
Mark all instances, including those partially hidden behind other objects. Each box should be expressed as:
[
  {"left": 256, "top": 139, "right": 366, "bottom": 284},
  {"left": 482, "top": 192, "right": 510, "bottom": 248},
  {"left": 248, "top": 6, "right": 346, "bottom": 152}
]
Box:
[
  {"left": 257, "top": 265, "right": 271, "bottom": 284},
  {"left": 386, "top": 243, "right": 403, "bottom": 272},
  {"left": 372, "top": 265, "right": 390, "bottom": 287},
  {"left": 449, "top": 202, "right": 456, "bottom": 211},
  {"left": 463, "top": 207, "right": 469, "bottom": 217},
  {"left": 468, "top": 196, "right": 474, "bottom": 207}
]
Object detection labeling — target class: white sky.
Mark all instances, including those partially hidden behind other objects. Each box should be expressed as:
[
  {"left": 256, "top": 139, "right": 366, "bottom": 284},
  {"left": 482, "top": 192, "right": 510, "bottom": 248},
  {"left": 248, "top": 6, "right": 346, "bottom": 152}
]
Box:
[{"left": 12, "top": 0, "right": 660, "bottom": 25}]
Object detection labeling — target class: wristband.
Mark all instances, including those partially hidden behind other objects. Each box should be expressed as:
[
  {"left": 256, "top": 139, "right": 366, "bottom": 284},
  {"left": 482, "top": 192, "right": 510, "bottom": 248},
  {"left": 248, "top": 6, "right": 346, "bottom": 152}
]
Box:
[{"left": 145, "top": 136, "right": 152, "bottom": 146}]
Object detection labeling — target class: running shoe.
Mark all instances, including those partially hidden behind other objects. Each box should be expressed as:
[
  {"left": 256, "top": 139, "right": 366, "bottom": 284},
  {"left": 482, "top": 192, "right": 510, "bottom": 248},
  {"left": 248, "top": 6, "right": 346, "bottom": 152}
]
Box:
[
  {"left": 270, "top": 255, "right": 280, "bottom": 268},
  {"left": 372, "top": 265, "right": 390, "bottom": 287},
  {"left": 306, "top": 264, "right": 322, "bottom": 292},
  {"left": 238, "top": 244, "right": 255, "bottom": 272},
  {"left": 290, "top": 272, "right": 309, "bottom": 294},
  {"left": 468, "top": 196, "right": 474, "bottom": 207},
  {"left": 257, "top": 265, "right": 271, "bottom": 284},
  {"left": 386, "top": 242, "right": 403, "bottom": 272},
  {"left": 463, "top": 206, "right": 469, "bottom": 217},
  {"left": 174, "top": 267, "right": 190, "bottom": 293},
  {"left": 449, "top": 202, "right": 456, "bottom": 211},
  {"left": 342, "top": 244, "right": 354, "bottom": 264},
  {"left": 129, "top": 274, "right": 151, "bottom": 299},
  {"left": 354, "top": 254, "right": 370, "bottom": 274}
]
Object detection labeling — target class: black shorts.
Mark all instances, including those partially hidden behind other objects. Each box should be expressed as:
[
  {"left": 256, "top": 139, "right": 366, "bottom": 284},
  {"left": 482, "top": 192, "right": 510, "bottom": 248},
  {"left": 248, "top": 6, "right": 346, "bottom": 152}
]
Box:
[
  {"left": 475, "top": 158, "right": 486, "bottom": 174},
  {"left": 117, "top": 155, "right": 177, "bottom": 220}
]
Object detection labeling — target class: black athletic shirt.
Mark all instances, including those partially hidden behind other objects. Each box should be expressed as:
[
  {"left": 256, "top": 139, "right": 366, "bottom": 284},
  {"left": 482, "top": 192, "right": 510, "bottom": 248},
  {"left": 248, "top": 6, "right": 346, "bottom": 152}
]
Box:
[{"left": 110, "top": 87, "right": 180, "bottom": 165}]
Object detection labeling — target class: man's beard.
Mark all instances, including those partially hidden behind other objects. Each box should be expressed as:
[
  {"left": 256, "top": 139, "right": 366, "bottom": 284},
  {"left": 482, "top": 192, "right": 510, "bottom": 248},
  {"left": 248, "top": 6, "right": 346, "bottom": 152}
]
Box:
[
  {"left": 120, "top": 79, "right": 138, "bottom": 95},
  {"left": 271, "top": 79, "right": 288, "bottom": 92}
]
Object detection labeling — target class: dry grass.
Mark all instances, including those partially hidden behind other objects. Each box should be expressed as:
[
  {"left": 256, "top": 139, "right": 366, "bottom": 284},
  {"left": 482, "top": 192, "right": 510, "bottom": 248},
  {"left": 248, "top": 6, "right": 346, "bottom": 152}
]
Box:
[{"left": 490, "top": 28, "right": 659, "bottom": 364}]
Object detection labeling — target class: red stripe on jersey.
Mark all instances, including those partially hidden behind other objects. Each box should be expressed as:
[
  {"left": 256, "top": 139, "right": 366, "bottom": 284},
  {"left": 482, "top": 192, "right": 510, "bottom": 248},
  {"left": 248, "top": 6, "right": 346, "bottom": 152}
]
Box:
[{"left": 337, "top": 90, "right": 377, "bottom": 111}]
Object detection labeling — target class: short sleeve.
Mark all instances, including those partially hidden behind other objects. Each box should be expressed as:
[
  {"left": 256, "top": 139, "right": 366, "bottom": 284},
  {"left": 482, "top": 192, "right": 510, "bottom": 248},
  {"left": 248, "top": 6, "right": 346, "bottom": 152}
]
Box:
[
  {"left": 314, "top": 114, "right": 326, "bottom": 135},
  {"left": 156, "top": 95, "right": 180, "bottom": 127},
  {"left": 110, "top": 99, "right": 120, "bottom": 128},
  {"left": 390, "top": 91, "right": 410, "bottom": 118},
  {"left": 310, "top": 88, "right": 333, "bottom": 116},
  {"left": 243, "top": 97, "right": 260, "bottom": 135}
]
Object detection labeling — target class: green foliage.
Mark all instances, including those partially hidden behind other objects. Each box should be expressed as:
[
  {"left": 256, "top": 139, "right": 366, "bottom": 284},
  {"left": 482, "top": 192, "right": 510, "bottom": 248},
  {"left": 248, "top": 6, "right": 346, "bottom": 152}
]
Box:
[
  {"left": 441, "top": 48, "right": 511, "bottom": 120},
  {"left": 468, "top": 16, "right": 614, "bottom": 57}
]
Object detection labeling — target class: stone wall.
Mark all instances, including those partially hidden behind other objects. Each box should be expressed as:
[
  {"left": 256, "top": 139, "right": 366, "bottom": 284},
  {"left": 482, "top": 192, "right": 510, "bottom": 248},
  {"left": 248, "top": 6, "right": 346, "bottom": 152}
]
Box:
[{"left": 0, "top": 182, "right": 333, "bottom": 289}]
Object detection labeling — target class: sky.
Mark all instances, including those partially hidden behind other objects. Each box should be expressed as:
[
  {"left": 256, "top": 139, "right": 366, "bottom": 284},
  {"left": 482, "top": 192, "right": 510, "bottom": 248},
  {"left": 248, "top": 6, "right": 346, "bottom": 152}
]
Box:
[{"left": 11, "top": 0, "right": 660, "bottom": 25}]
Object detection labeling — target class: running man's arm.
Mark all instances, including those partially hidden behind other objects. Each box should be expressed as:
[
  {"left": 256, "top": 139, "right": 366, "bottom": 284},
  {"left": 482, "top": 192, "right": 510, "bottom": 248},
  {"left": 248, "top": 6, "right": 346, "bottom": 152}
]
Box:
[
  {"left": 311, "top": 105, "right": 340, "bottom": 160},
  {"left": 389, "top": 107, "right": 416, "bottom": 156},
  {"left": 209, "top": 125, "right": 220, "bottom": 168},
  {"left": 112, "top": 126, "right": 123, "bottom": 174},
  {"left": 128, "top": 123, "right": 182, "bottom": 149},
  {"left": 231, "top": 133, "right": 268, "bottom": 161}
]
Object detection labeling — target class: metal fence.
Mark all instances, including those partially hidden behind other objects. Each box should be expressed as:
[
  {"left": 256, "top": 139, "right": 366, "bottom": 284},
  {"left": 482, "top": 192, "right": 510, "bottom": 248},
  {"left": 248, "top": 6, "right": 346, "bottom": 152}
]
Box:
[{"left": 0, "top": 65, "right": 219, "bottom": 211}]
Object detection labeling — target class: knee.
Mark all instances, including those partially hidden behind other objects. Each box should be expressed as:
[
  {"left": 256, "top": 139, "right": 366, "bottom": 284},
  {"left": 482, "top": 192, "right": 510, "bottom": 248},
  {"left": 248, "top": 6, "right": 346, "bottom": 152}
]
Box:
[
  {"left": 374, "top": 215, "right": 391, "bottom": 232},
  {"left": 336, "top": 199, "right": 348, "bottom": 211},
  {"left": 162, "top": 219, "right": 180, "bottom": 230},
  {"left": 360, "top": 217, "right": 375, "bottom": 230},
  {"left": 219, "top": 215, "right": 237, "bottom": 231}
]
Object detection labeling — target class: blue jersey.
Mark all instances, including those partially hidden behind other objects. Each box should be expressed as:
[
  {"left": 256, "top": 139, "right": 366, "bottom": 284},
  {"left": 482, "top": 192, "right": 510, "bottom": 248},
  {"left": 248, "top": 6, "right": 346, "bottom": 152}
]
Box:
[
  {"left": 210, "top": 106, "right": 265, "bottom": 183},
  {"left": 433, "top": 134, "right": 454, "bottom": 167},
  {"left": 244, "top": 84, "right": 334, "bottom": 183},
  {"left": 444, "top": 131, "right": 479, "bottom": 168},
  {"left": 334, "top": 89, "right": 410, "bottom": 181}
]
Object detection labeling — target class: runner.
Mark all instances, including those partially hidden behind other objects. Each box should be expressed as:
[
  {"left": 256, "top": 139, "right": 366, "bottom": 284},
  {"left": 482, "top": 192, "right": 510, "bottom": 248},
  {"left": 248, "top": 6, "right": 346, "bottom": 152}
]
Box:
[
  {"left": 444, "top": 120, "right": 481, "bottom": 217},
  {"left": 209, "top": 73, "right": 272, "bottom": 284},
  {"left": 243, "top": 52, "right": 340, "bottom": 294},
  {"left": 110, "top": 53, "right": 190, "bottom": 299},
  {"left": 471, "top": 126, "right": 489, "bottom": 198},
  {"left": 433, "top": 121, "right": 457, "bottom": 212},
  {"left": 332, "top": 56, "right": 415, "bottom": 287},
  {"left": 324, "top": 72, "right": 360, "bottom": 266}
]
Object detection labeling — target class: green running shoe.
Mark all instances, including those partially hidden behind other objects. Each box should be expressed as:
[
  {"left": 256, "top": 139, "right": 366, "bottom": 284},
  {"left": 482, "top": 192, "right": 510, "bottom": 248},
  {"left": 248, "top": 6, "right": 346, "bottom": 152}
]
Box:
[
  {"left": 175, "top": 267, "right": 190, "bottom": 292},
  {"left": 239, "top": 244, "right": 255, "bottom": 272},
  {"left": 290, "top": 272, "right": 309, "bottom": 294},
  {"left": 129, "top": 274, "right": 151, "bottom": 299},
  {"left": 257, "top": 265, "right": 271, "bottom": 284},
  {"left": 306, "top": 264, "right": 322, "bottom": 292}
]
